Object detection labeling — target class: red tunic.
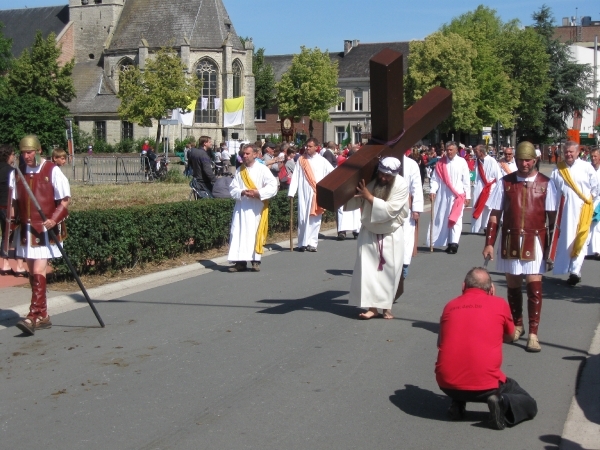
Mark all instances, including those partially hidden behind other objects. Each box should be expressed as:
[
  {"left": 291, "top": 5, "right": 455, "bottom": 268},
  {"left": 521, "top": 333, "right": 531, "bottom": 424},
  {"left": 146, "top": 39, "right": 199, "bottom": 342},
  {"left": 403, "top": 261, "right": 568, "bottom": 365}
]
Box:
[{"left": 435, "top": 288, "right": 514, "bottom": 390}]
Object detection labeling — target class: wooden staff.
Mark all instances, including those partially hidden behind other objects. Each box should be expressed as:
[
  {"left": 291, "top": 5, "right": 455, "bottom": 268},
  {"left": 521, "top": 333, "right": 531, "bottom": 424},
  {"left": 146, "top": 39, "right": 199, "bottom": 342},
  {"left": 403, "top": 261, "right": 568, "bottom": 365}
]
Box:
[
  {"left": 289, "top": 197, "right": 293, "bottom": 251},
  {"left": 429, "top": 197, "right": 434, "bottom": 252}
]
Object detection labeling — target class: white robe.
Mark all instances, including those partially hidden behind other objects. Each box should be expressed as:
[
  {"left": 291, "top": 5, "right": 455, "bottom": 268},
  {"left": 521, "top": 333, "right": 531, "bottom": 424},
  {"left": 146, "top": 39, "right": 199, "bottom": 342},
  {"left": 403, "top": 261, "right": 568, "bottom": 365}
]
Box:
[
  {"left": 550, "top": 159, "right": 599, "bottom": 275},
  {"left": 471, "top": 155, "right": 502, "bottom": 233},
  {"left": 487, "top": 173, "right": 557, "bottom": 275},
  {"left": 498, "top": 158, "right": 517, "bottom": 177},
  {"left": 347, "top": 175, "right": 409, "bottom": 310},
  {"left": 402, "top": 156, "right": 424, "bottom": 265},
  {"left": 587, "top": 165, "right": 600, "bottom": 255},
  {"left": 337, "top": 206, "right": 361, "bottom": 233},
  {"left": 427, "top": 156, "right": 471, "bottom": 247},
  {"left": 288, "top": 153, "right": 334, "bottom": 248},
  {"left": 10, "top": 162, "right": 71, "bottom": 260},
  {"left": 228, "top": 163, "right": 278, "bottom": 262}
]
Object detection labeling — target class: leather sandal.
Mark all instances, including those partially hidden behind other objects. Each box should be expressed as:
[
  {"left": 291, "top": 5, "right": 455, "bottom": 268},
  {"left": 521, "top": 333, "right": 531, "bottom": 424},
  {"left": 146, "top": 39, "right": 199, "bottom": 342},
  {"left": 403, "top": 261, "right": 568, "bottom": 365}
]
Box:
[{"left": 526, "top": 333, "right": 541, "bottom": 352}]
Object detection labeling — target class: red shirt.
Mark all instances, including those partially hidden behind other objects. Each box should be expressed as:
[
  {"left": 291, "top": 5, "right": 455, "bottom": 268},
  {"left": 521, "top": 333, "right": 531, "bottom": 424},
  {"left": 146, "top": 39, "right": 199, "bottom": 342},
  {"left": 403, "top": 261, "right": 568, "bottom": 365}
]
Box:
[{"left": 435, "top": 288, "right": 514, "bottom": 391}]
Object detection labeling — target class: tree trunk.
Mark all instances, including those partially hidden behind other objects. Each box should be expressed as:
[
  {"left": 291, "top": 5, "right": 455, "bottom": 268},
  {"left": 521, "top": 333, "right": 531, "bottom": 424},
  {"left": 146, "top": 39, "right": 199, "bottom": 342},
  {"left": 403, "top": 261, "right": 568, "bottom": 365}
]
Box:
[
  {"left": 309, "top": 118, "right": 314, "bottom": 138},
  {"left": 155, "top": 123, "right": 162, "bottom": 152}
]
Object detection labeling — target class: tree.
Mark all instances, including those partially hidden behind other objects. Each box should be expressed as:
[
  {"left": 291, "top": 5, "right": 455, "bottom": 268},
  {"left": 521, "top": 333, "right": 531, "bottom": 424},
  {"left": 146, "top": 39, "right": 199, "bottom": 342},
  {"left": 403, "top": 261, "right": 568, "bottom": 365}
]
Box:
[
  {"left": 532, "top": 5, "right": 594, "bottom": 141},
  {"left": 117, "top": 47, "right": 202, "bottom": 144},
  {"left": 496, "top": 24, "right": 550, "bottom": 138},
  {"left": 276, "top": 46, "right": 340, "bottom": 136},
  {"left": 253, "top": 47, "right": 275, "bottom": 112},
  {"left": 441, "top": 6, "right": 517, "bottom": 131},
  {"left": 8, "top": 31, "right": 75, "bottom": 106},
  {"left": 0, "top": 93, "right": 67, "bottom": 151},
  {"left": 0, "top": 22, "right": 12, "bottom": 96},
  {"left": 405, "top": 31, "right": 480, "bottom": 133}
]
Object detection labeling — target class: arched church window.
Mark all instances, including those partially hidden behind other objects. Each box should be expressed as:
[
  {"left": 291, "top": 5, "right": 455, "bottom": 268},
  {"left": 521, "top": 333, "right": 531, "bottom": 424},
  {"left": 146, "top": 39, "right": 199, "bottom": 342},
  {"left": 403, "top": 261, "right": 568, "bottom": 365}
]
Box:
[
  {"left": 195, "top": 58, "right": 218, "bottom": 124},
  {"left": 232, "top": 60, "right": 243, "bottom": 98},
  {"left": 116, "top": 58, "right": 135, "bottom": 92}
]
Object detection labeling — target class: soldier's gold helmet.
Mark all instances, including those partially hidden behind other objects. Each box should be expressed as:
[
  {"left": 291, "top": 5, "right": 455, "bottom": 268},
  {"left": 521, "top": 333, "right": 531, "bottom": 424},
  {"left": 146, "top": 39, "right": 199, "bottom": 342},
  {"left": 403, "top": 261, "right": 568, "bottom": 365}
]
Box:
[
  {"left": 515, "top": 141, "right": 536, "bottom": 160},
  {"left": 19, "top": 135, "right": 41, "bottom": 152}
]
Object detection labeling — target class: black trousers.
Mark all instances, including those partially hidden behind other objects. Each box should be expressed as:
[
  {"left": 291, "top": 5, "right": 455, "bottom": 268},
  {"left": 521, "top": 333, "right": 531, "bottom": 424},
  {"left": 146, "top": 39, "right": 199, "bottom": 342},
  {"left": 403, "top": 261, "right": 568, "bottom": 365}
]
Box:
[{"left": 442, "top": 377, "right": 537, "bottom": 426}]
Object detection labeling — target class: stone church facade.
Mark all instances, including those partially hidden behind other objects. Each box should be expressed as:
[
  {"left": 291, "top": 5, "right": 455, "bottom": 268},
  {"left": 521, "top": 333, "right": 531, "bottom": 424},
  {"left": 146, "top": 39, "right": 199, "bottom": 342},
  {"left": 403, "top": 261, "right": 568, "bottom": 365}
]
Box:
[{"left": 1, "top": 0, "right": 256, "bottom": 145}]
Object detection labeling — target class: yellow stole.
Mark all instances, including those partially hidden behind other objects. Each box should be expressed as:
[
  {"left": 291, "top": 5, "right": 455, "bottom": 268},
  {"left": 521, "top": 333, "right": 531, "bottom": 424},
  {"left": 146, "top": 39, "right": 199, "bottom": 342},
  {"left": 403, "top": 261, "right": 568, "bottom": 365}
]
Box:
[
  {"left": 240, "top": 165, "right": 269, "bottom": 254},
  {"left": 557, "top": 161, "right": 593, "bottom": 257}
]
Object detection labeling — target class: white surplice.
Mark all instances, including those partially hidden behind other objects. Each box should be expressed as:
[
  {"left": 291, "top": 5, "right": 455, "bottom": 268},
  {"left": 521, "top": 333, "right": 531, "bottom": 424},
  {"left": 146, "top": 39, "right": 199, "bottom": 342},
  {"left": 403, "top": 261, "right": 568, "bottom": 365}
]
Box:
[
  {"left": 550, "top": 159, "right": 599, "bottom": 275},
  {"left": 487, "top": 173, "right": 557, "bottom": 275},
  {"left": 498, "top": 158, "right": 517, "bottom": 177},
  {"left": 402, "top": 155, "right": 424, "bottom": 265},
  {"left": 427, "top": 156, "right": 471, "bottom": 247},
  {"left": 228, "top": 163, "right": 278, "bottom": 262},
  {"left": 10, "top": 162, "right": 71, "bottom": 260},
  {"left": 471, "top": 155, "right": 502, "bottom": 233},
  {"left": 347, "top": 175, "right": 409, "bottom": 310},
  {"left": 587, "top": 165, "right": 600, "bottom": 255},
  {"left": 288, "top": 154, "right": 334, "bottom": 248}
]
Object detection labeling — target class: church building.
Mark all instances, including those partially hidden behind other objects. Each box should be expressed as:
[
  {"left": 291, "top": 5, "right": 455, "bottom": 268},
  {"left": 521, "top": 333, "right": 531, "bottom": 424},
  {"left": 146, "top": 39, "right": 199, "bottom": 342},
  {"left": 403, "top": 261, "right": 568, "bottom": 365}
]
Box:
[{"left": 0, "top": 0, "right": 256, "bottom": 144}]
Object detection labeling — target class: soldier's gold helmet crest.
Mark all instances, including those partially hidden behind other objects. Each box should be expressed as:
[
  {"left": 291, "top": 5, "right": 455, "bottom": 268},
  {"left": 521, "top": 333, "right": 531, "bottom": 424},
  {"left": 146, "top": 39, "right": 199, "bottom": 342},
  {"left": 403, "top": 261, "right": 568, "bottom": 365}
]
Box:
[
  {"left": 515, "top": 141, "right": 536, "bottom": 160},
  {"left": 19, "top": 135, "right": 41, "bottom": 152}
]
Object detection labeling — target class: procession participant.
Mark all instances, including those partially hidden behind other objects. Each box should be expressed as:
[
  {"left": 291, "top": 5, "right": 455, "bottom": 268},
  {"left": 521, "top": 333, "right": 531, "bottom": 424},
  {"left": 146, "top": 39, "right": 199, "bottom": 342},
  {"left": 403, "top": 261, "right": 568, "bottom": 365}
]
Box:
[
  {"left": 287, "top": 138, "right": 334, "bottom": 252},
  {"left": 550, "top": 141, "right": 599, "bottom": 286},
  {"left": 471, "top": 145, "right": 502, "bottom": 234},
  {"left": 427, "top": 141, "right": 471, "bottom": 254},
  {"left": 498, "top": 147, "right": 517, "bottom": 176},
  {"left": 10, "top": 135, "right": 70, "bottom": 336},
  {"left": 346, "top": 157, "right": 408, "bottom": 320},
  {"left": 436, "top": 267, "right": 537, "bottom": 429},
  {"left": 586, "top": 148, "right": 600, "bottom": 258},
  {"left": 483, "top": 141, "right": 556, "bottom": 352},
  {"left": 396, "top": 151, "right": 423, "bottom": 299},
  {"left": 227, "top": 144, "right": 278, "bottom": 272}
]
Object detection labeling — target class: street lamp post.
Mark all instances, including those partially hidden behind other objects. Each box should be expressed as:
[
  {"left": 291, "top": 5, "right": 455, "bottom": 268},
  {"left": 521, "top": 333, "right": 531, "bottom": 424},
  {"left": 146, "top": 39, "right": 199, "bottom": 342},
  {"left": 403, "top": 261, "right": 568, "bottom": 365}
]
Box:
[
  {"left": 64, "top": 116, "right": 74, "bottom": 178},
  {"left": 356, "top": 121, "right": 362, "bottom": 144}
]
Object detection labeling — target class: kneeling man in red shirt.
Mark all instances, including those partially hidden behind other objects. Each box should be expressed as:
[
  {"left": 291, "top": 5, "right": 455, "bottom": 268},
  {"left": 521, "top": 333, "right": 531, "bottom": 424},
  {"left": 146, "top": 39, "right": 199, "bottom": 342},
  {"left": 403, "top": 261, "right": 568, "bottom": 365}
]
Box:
[{"left": 435, "top": 267, "right": 537, "bottom": 430}]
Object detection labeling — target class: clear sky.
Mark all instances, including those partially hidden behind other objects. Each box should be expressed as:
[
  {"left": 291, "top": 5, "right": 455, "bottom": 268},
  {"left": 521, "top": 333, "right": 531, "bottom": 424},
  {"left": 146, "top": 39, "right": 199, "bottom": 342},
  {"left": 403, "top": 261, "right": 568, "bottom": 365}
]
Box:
[{"left": 3, "top": 0, "right": 598, "bottom": 54}]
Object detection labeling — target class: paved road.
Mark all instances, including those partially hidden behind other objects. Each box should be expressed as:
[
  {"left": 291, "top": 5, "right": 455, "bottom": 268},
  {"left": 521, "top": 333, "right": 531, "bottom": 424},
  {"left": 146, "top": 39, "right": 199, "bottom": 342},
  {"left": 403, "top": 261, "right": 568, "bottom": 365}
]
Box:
[{"left": 0, "top": 214, "right": 599, "bottom": 449}]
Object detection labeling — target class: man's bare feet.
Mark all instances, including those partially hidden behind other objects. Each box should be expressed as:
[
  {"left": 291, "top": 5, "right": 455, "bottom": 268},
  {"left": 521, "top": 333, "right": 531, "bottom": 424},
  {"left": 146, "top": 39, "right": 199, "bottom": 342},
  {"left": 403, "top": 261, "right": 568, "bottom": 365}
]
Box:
[
  {"left": 358, "top": 308, "right": 380, "bottom": 320},
  {"left": 382, "top": 310, "right": 394, "bottom": 320}
]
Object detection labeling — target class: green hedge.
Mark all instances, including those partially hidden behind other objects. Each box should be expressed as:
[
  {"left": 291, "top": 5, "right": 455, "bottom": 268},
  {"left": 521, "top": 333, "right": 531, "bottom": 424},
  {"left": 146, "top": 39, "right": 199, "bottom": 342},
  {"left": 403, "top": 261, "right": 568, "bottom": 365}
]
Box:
[{"left": 52, "top": 191, "right": 334, "bottom": 277}]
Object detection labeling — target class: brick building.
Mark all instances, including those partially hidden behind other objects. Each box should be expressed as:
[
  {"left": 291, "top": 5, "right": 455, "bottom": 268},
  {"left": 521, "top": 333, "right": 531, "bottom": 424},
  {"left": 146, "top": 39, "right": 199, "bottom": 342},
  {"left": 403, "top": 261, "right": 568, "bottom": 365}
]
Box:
[{"left": 0, "top": 0, "right": 257, "bottom": 145}]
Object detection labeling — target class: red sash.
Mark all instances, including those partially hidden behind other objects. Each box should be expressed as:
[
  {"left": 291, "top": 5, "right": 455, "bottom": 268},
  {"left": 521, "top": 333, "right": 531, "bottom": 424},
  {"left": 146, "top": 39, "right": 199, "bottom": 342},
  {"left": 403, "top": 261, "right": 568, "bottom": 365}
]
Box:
[
  {"left": 472, "top": 159, "right": 496, "bottom": 220},
  {"left": 435, "top": 156, "right": 466, "bottom": 227}
]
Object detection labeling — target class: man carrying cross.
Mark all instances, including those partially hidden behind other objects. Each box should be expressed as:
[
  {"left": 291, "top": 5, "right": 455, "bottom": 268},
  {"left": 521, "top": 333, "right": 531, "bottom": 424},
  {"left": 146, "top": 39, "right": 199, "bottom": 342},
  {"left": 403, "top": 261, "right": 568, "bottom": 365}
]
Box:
[
  {"left": 471, "top": 145, "right": 502, "bottom": 234},
  {"left": 345, "top": 157, "right": 409, "bottom": 320},
  {"left": 288, "top": 138, "right": 334, "bottom": 252},
  {"left": 427, "top": 141, "right": 471, "bottom": 254},
  {"left": 227, "top": 144, "right": 278, "bottom": 272}
]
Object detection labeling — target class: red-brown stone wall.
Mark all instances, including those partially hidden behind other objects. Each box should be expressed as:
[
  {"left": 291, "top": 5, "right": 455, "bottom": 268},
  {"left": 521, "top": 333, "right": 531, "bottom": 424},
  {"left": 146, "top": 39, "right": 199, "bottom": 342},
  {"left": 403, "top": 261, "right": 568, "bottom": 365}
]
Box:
[{"left": 57, "top": 23, "right": 74, "bottom": 67}]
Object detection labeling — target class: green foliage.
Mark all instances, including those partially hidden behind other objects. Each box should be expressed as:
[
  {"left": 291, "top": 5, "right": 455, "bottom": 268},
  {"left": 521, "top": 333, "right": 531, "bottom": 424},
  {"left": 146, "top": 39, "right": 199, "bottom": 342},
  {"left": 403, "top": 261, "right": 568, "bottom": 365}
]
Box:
[
  {"left": 8, "top": 31, "right": 75, "bottom": 105},
  {"left": 160, "top": 168, "right": 187, "bottom": 184},
  {"left": 441, "top": 6, "right": 517, "bottom": 130},
  {"left": 91, "top": 139, "right": 115, "bottom": 153},
  {"left": 0, "top": 92, "right": 67, "bottom": 151},
  {"left": 117, "top": 47, "right": 202, "bottom": 142},
  {"left": 0, "top": 22, "right": 13, "bottom": 96},
  {"left": 406, "top": 32, "right": 479, "bottom": 132},
  {"left": 253, "top": 47, "right": 276, "bottom": 111},
  {"left": 276, "top": 47, "right": 340, "bottom": 135},
  {"left": 52, "top": 190, "right": 335, "bottom": 277},
  {"left": 113, "top": 139, "right": 136, "bottom": 153},
  {"left": 532, "top": 6, "right": 594, "bottom": 141},
  {"left": 174, "top": 136, "right": 194, "bottom": 153}
]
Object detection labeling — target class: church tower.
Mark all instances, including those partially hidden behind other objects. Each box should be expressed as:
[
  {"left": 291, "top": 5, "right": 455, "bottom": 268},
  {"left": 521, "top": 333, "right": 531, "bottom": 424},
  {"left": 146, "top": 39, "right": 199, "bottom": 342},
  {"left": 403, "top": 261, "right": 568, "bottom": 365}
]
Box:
[{"left": 69, "top": 0, "right": 125, "bottom": 62}]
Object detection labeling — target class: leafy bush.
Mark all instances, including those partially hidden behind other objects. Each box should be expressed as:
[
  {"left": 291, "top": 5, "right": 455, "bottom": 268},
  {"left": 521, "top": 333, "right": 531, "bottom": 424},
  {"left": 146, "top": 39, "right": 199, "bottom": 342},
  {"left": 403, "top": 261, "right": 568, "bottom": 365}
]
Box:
[
  {"left": 160, "top": 167, "right": 187, "bottom": 184},
  {"left": 113, "top": 139, "right": 136, "bottom": 153},
  {"left": 52, "top": 190, "right": 334, "bottom": 277}
]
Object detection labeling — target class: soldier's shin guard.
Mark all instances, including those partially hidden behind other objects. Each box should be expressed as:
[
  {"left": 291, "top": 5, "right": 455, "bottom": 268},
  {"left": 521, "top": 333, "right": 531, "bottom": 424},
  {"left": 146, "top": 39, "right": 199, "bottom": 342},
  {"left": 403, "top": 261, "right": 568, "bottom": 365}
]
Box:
[
  {"left": 28, "top": 274, "right": 48, "bottom": 322},
  {"left": 507, "top": 287, "right": 523, "bottom": 327},
  {"left": 526, "top": 281, "right": 543, "bottom": 335}
]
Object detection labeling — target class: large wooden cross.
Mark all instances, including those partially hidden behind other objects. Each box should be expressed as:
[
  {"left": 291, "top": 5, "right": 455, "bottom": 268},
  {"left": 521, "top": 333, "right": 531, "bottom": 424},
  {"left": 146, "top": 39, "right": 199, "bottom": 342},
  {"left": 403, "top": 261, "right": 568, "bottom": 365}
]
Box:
[{"left": 317, "top": 49, "right": 452, "bottom": 211}]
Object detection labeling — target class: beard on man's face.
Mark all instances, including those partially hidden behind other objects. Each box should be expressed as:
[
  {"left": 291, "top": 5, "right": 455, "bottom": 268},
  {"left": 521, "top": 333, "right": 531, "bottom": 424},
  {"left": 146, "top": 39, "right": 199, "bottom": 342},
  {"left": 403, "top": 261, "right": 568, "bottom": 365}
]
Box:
[{"left": 372, "top": 175, "right": 395, "bottom": 200}]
